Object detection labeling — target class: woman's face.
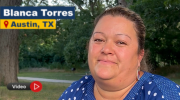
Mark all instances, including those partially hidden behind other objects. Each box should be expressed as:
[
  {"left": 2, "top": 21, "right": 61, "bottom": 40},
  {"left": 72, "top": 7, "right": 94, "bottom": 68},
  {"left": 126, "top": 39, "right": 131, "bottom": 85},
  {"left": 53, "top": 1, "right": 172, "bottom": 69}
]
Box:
[{"left": 88, "top": 15, "right": 144, "bottom": 83}]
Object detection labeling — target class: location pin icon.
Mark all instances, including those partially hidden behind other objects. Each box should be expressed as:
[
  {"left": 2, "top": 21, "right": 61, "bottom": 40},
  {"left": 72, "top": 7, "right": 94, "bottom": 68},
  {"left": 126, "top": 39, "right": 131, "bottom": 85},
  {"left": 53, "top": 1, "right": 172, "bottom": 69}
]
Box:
[{"left": 4, "top": 21, "right": 9, "bottom": 28}]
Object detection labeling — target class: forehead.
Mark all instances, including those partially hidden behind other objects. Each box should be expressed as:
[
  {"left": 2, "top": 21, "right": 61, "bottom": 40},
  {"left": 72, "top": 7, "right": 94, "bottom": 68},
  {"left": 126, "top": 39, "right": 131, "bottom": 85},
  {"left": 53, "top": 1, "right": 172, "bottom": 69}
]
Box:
[{"left": 93, "top": 15, "right": 137, "bottom": 39}]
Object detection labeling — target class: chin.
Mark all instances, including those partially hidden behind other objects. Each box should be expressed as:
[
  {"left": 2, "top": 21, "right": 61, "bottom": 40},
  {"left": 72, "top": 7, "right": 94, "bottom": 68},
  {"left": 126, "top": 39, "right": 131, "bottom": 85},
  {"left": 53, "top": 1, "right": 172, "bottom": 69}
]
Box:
[
  {"left": 94, "top": 66, "right": 115, "bottom": 80},
  {"left": 96, "top": 73, "right": 113, "bottom": 80}
]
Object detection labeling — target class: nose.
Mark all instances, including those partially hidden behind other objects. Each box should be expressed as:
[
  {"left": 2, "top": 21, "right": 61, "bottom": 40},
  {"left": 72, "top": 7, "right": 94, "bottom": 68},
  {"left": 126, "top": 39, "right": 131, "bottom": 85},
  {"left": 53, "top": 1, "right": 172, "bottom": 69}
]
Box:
[{"left": 101, "top": 41, "right": 114, "bottom": 55}]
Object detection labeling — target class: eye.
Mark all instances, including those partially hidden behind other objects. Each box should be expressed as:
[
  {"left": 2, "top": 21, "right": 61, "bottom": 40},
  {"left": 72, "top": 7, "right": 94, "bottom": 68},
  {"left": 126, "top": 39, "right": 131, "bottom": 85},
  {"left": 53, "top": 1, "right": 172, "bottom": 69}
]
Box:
[
  {"left": 94, "top": 39, "right": 104, "bottom": 42},
  {"left": 116, "top": 41, "right": 127, "bottom": 45}
]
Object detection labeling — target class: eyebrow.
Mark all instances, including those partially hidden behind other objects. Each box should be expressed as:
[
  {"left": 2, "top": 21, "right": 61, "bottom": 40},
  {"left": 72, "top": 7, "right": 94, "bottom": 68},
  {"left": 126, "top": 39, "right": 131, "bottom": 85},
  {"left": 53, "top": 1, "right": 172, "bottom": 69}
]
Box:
[
  {"left": 116, "top": 33, "right": 131, "bottom": 40},
  {"left": 93, "top": 32, "right": 104, "bottom": 34},
  {"left": 93, "top": 32, "right": 131, "bottom": 40}
]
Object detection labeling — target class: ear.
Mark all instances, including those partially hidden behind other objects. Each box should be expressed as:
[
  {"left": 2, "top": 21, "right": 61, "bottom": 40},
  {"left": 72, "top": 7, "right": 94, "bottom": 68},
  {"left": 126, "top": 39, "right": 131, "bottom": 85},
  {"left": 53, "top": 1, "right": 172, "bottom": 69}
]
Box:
[{"left": 138, "top": 49, "right": 144, "bottom": 67}]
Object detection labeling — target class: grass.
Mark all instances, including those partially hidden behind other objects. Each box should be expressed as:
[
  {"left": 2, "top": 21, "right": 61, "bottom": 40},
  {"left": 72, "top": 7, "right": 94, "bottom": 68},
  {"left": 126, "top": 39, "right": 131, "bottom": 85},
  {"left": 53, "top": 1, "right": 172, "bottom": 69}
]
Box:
[
  {"left": 18, "top": 70, "right": 180, "bottom": 84},
  {"left": 1, "top": 79, "right": 179, "bottom": 100},
  {"left": 18, "top": 71, "right": 89, "bottom": 81},
  {"left": 18, "top": 69, "right": 180, "bottom": 85},
  {"left": 2, "top": 68, "right": 180, "bottom": 100},
  {"left": 165, "top": 73, "right": 180, "bottom": 84},
  {"left": 2, "top": 69, "right": 88, "bottom": 100},
  {"left": 0, "top": 80, "right": 70, "bottom": 100},
  {"left": 171, "top": 79, "right": 180, "bottom": 84},
  {"left": 153, "top": 65, "right": 180, "bottom": 84}
]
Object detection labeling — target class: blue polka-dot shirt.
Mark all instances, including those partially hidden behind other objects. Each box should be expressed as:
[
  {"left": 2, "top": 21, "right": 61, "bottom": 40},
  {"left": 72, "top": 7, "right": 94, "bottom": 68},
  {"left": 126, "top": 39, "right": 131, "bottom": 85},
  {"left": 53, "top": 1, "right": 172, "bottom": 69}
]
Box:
[{"left": 59, "top": 72, "right": 180, "bottom": 100}]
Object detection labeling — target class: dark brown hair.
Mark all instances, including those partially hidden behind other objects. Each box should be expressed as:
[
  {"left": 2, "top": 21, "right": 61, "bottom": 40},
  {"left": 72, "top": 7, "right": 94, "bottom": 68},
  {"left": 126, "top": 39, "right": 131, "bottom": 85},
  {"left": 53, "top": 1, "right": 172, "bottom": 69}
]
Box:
[{"left": 91, "top": 6, "right": 150, "bottom": 72}]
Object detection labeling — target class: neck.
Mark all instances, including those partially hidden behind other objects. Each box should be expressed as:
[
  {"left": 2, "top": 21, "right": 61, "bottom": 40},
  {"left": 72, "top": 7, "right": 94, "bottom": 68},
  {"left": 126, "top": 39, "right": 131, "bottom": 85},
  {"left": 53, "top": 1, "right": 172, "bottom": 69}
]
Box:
[
  {"left": 94, "top": 79, "right": 137, "bottom": 100},
  {"left": 94, "top": 71, "right": 144, "bottom": 100}
]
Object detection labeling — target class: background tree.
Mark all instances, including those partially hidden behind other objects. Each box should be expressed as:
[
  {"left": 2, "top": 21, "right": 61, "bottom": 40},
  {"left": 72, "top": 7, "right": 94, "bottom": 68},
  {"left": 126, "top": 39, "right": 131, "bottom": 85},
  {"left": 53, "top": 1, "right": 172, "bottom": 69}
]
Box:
[
  {"left": 4, "top": 0, "right": 179, "bottom": 76},
  {"left": 54, "top": 0, "right": 115, "bottom": 69},
  {"left": 19, "top": 29, "right": 58, "bottom": 69},
  {"left": 18, "top": 0, "right": 61, "bottom": 69},
  {"left": 116, "top": 0, "right": 138, "bottom": 7},
  {"left": 0, "top": 0, "right": 22, "bottom": 85},
  {"left": 131, "top": 0, "right": 180, "bottom": 68}
]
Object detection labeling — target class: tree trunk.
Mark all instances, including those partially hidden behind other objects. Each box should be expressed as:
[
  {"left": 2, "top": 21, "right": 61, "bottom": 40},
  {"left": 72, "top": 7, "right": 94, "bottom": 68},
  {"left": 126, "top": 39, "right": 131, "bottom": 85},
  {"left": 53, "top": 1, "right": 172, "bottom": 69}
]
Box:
[
  {"left": 0, "top": 30, "right": 19, "bottom": 85},
  {"left": 0, "top": 0, "right": 22, "bottom": 86}
]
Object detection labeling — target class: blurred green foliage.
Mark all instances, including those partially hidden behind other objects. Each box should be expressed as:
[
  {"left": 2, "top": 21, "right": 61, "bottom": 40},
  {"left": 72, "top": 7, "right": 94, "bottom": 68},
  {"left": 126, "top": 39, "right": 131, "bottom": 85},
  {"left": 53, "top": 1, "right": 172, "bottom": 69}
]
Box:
[
  {"left": 19, "top": 0, "right": 180, "bottom": 71},
  {"left": 131, "top": 0, "right": 180, "bottom": 68}
]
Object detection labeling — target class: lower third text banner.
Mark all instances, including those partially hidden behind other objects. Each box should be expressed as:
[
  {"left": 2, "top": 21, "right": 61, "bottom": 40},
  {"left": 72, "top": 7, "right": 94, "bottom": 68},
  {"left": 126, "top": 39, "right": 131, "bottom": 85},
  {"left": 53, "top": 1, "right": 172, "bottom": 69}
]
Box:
[{"left": 0, "top": 19, "right": 56, "bottom": 29}]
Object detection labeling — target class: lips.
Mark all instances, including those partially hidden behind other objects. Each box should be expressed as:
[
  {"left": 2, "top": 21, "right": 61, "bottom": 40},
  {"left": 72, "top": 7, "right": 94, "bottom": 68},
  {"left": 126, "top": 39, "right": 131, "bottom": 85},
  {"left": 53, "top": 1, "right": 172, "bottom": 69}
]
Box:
[{"left": 97, "top": 59, "right": 117, "bottom": 64}]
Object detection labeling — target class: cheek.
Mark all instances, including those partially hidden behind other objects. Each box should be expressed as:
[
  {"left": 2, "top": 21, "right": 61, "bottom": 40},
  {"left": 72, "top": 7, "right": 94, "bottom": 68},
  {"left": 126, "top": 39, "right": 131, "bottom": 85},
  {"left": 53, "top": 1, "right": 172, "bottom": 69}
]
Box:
[
  {"left": 88, "top": 42, "right": 102, "bottom": 69},
  {"left": 115, "top": 48, "right": 128, "bottom": 62},
  {"left": 88, "top": 42, "right": 102, "bottom": 57},
  {"left": 115, "top": 47, "right": 138, "bottom": 66}
]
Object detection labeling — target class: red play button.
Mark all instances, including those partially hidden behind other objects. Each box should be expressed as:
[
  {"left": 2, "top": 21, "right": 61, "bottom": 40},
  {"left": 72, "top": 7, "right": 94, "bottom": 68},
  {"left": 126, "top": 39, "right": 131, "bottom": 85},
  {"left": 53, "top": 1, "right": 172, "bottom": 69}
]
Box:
[{"left": 30, "top": 81, "right": 42, "bottom": 92}]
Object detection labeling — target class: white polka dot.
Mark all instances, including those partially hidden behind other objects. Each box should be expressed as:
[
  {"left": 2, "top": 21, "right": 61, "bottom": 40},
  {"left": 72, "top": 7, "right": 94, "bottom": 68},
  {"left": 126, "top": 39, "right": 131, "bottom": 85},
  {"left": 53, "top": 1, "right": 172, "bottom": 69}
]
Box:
[
  {"left": 132, "top": 98, "right": 134, "bottom": 99},
  {"left": 148, "top": 91, "right": 151, "bottom": 95},
  {"left": 83, "top": 91, "right": 85, "bottom": 93},
  {"left": 153, "top": 93, "right": 157, "bottom": 96},
  {"left": 85, "top": 94, "right": 87, "bottom": 96},
  {"left": 85, "top": 76, "right": 88, "bottom": 79},
  {"left": 74, "top": 97, "right": 76, "bottom": 100},
  {"left": 82, "top": 88, "right": 84, "bottom": 90},
  {"left": 176, "top": 85, "right": 179, "bottom": 88},
  {"left": 142, "top": 86, "right": 144, "bottom": 90},
  {"left": 162, "top": 95, "right": 164, "bottom": 98},
  {"left": 152, "top": 75, "right": 154, "bottom": 76},
  {"left": 62, "top": 99, "right": 64, "bottom": 100},
  {"left": 80, "top": 81, "right": 83, "bottom": 83},
  {"left": 77, "top": 88, "right": 79, "bottom": 91},
  {"left": 65, "top": 91, "right": 68, "bottom": 94},
  {"left": 68, "top": 98, "right": 71, "bottom": 100},
  {"left": 136, "top": 93, "right": 138, "bottom": 95},
  {"left": 149, "top": 82, "right": 152, "bottom": 84},
  {"left": 179, "top": 93, "right": 180, "bottom": 96},
  {"left": 82, "top": 99, "right": 84, "bottom": 100},
  {"left": 71, "top": 89, "right": 73, "bottom": 92}
]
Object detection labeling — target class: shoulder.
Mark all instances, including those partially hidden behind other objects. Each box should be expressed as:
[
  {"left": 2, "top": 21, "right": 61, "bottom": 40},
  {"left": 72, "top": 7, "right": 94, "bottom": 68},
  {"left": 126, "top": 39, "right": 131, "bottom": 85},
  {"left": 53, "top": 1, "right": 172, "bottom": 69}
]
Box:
[
  {"left": 143, "top": 72, "right": 180, "bottom": 100},
  {"left": 58, "top": 75, "right": 94, "bottom": 100}
]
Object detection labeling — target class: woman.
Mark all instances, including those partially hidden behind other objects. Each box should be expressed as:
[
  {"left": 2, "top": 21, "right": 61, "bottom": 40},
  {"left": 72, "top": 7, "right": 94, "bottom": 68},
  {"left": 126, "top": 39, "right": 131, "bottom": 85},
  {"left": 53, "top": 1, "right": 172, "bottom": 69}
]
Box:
[{"left": 59, "top": 6, "right": 180, "bottom": 100}]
